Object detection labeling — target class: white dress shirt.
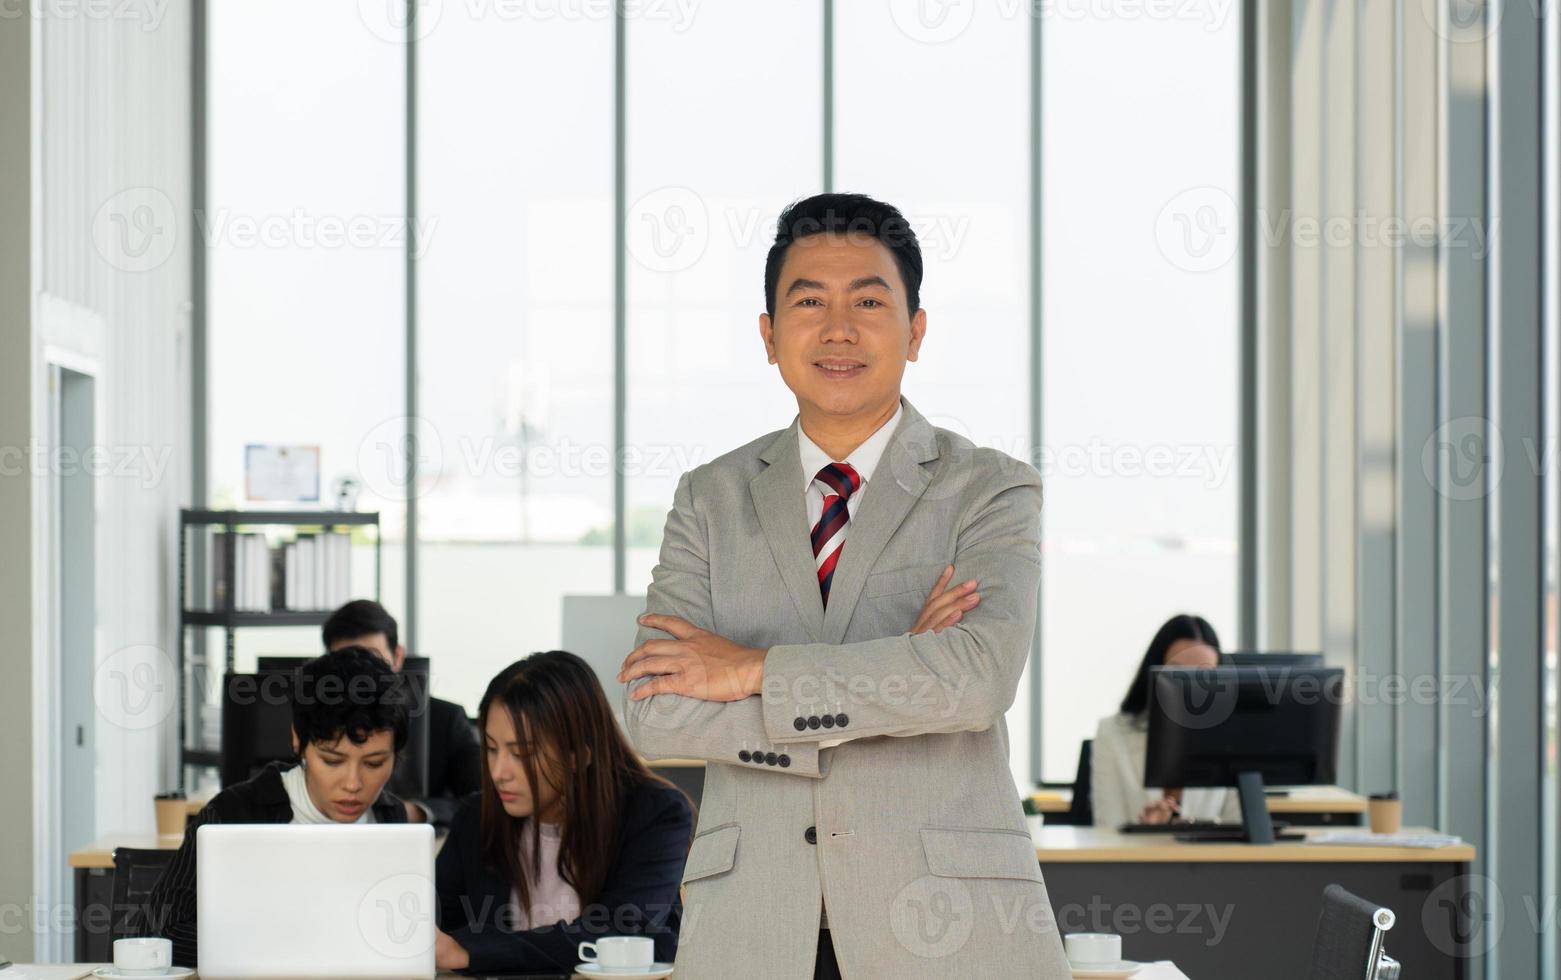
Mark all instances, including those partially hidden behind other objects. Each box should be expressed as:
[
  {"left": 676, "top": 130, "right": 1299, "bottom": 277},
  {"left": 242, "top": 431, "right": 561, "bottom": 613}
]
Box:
[
  {"left": 798, "top": 401, "right": 904, "bottom": 530},
  {"left": 795, "top": 402, "right": 904, "bottom": 753}
]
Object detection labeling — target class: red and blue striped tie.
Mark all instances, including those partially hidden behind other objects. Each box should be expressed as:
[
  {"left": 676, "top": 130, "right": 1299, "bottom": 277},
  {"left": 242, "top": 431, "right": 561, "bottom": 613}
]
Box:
[{"left": 811, "top": 462, "right": 861, "bottom": 608}]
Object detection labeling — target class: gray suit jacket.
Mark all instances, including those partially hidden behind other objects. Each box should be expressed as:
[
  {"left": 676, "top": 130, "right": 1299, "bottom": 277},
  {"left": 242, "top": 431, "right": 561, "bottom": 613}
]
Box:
[{"left": 625, "top": 399, "right": 1071, "bottom": 980}]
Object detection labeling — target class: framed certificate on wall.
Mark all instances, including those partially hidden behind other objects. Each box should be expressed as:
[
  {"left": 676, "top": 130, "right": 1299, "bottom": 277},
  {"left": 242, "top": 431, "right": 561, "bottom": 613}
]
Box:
[{"left": 244, "top": 444, "right": 321, "bottom": 503}]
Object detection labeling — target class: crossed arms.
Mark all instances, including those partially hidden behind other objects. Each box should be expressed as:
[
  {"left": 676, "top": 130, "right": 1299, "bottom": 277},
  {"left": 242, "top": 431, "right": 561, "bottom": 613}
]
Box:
[{"left": 619, "top": 465, "right": 1042, "bottom": 777}]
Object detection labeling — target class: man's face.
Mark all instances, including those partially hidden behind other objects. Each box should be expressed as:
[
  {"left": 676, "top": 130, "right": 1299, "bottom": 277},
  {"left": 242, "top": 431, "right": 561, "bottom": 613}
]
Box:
[{"left": 760, "top": 232, "right": 926, "bottom": 423}]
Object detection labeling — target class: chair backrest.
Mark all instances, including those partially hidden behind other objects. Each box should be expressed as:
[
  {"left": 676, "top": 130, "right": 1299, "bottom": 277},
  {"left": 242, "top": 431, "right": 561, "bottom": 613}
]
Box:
[
  {"left": 1308, "top": 883, "right": 1396, "bottom": 980},
  {"left": 111, "top": 846, "right": 177, "bottom": 941},
  {"left": 1062, "top": 739, "right": 1093, "bottom": 826}
]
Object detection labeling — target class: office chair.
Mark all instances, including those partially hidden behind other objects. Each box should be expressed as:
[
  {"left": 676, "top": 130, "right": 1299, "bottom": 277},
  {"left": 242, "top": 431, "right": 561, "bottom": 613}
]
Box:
[
  {"left": 110, "top": 846, "right": 177, "bottom": 941},
  {"left": 1307, "top": 884, "right": 1401, "bottom": 980},
  {"left": 1064, "top": 739, "right": 1094, "bottom": 827}
]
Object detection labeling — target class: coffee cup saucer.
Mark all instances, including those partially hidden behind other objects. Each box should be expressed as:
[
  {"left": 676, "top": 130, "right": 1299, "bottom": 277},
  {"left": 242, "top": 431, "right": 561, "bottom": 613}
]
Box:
[
  {"left": 1069, "top": 960, "right": 1143, "bottom": 979},
  {"left": 93, "top": 969, "right": 195, "bottom": 980},
  {"left": 574, "top": 964, "right": 674, "bottom": 980}
]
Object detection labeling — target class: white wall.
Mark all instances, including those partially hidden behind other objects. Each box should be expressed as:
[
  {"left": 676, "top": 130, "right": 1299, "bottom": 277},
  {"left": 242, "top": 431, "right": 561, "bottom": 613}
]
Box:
[
  {"left": 0, "top": 0, "right": 192, "bottom": 962},
  {"left": 0, "top": 3, "right": 38, "bottom": 966}
]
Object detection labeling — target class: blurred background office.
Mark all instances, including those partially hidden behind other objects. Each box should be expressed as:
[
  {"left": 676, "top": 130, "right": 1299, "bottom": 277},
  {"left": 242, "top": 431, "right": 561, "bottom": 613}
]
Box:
[{"left": 1, "top": 1, "right": 1557, "bottom": 977}]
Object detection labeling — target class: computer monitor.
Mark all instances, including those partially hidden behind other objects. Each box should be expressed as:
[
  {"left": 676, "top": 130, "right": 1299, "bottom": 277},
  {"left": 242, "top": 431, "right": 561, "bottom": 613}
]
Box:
[
  {"left": 256, "top": 655, "right": 432, "bottom": 674},
  {"left": 561, "top": 594, "right": 650, "bottom": 723},
  {"left": 221, "top": 665, "right": 431, "bottom": 798},
  {"left": 1221, "top": 651, "right": 1325, "bottom": 667},
  {"left": 1144, "top": 665, "right": 1343, "bottom": 843}
]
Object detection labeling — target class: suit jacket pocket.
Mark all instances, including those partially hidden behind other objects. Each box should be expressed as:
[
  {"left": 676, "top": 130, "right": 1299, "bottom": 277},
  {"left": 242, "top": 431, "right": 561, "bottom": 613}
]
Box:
[
  {"left": 920, "top": 827, "right": 1044, "bottom": 883},
  {"left": 863, "top": 563, "right": 948, "bottom": 599},
  {"left": 682, "top": 823, "right": 740, "bottom": 884}
]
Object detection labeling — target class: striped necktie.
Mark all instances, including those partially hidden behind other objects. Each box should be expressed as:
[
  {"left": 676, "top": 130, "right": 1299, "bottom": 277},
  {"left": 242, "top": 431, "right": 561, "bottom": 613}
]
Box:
[{"left": 811, "top": 462, "right": 861, "bottom": 608}]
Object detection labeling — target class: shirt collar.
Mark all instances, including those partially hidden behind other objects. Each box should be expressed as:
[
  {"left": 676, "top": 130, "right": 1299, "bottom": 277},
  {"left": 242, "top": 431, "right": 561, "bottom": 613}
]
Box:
[{"left": 798, "top": 401, "right": 905, "bottom": 494}]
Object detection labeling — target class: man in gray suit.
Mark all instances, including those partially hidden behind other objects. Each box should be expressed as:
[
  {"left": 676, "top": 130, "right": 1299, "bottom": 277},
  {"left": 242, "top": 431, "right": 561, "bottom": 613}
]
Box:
[{"left": 618, "top": 193, "right": 1071, "bottom": 980}]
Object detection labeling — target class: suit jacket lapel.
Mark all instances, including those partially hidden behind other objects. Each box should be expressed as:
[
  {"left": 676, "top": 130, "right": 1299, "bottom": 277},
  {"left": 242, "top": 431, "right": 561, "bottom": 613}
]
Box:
[
  {"left": 751, "top": 421, "right": 825, "bottom": 642},
  {"left": 820, "top": 400, "right": 940, "bottom": 642}
]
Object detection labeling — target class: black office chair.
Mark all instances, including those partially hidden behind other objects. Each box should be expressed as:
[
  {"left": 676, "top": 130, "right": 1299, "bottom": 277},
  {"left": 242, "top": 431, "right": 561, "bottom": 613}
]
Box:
[
  {"left": 1034, "top": 739, "right": 1093, "bottom": 826},
  {"left": 110, "top": 847, "right": 177, "bottom": 941},
  {"left": 1064, "top": 739, "right": 1094, "bottom": 826},
  {"left": 1307, "top": 884, "right": 1401, "bottom": 979}
]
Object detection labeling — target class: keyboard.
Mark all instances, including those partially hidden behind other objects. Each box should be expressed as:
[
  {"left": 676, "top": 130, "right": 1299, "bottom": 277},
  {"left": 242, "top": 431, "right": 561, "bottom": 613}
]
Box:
[
  {"left": 1120, "top": 821, "right": 1303, "bottom": 842},
  {"left": 1119, "top": 821, "right": 1231, "bottom": 834}
]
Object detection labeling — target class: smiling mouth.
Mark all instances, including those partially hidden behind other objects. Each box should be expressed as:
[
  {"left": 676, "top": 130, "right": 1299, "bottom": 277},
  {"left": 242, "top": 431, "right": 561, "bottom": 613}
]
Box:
[{"left": 814, "top": 359, "right": 867, "bottom": 377}]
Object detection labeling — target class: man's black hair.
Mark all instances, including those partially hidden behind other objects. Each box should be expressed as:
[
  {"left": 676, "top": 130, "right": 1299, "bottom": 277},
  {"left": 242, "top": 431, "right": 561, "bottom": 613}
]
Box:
[
  {"left": 322, "top": 598, "right": 399, "bottom": 654},
  {"left": 291, "top": 645, "right": 410, "bottom": 755},
  {"left": 763, "top": 193, "right": 924, "bottom": 318}
]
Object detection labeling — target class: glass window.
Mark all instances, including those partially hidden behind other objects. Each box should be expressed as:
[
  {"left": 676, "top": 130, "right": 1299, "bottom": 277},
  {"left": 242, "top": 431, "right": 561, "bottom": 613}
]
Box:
[
  {"left": 1039, "top": 4, "right": 1241, "bottom": 779},
  {"left": 624, "top": 5, "right": 823, "bottom": 586},
  {"left": 415, "top": 4, "right": 616, "bottom": 712},
  {"left": 201, "top": 3, "right": 1243, "bottom": 789},
  {"left": 835, "top": 0, "right": 1032, "bottom": 787},
  {"left": 206, "top": 0, "right": 406, "bottom": 668}
]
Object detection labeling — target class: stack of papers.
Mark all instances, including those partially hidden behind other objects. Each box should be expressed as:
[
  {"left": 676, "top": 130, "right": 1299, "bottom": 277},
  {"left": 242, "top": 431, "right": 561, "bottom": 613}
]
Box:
[{"left": 1308, "top": 831, "right": 1464, "bottom": 848}]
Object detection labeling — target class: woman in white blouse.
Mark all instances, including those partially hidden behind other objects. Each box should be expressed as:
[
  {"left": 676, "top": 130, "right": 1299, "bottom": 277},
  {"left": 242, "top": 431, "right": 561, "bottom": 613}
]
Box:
[{"left": 1092, "top": 614, "right": 1240, "bottom": 828}]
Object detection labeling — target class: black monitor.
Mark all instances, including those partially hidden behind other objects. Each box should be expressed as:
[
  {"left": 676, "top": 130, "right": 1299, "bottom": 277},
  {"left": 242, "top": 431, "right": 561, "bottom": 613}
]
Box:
[
  {"left": 256, "top": 655, "right": 431, "bottom": 674},
  {"left": 221, "top": 663, "right": 432, "bottom": 799},
  {"left": 1144, "top": 665, "right": 1343, "bottom": 843},
  {"left": 1221, "top": 651, "right": 1324, "bottom": 667},
  {"left": 220, "top": 671, "right": 297, "bottom": 787}
]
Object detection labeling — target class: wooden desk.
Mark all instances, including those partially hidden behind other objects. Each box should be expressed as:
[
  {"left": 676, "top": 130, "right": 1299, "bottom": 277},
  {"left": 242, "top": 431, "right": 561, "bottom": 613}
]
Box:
[
  {"left": 1034, "top": 825, "right": 1470, "bottom": 980},
  {"left": 1265, "top": 785, "right": 1369, "bottom": 824},
  {"left": 1034, "top": 824, "right": 1471, "bottom": 863},
  {"left": 1028, "top": 785, "right": 1369, "bottom": 825},
  {"left": 71, "top": 833, "right": 184, "bottom": 871},
  {"left": 1030, "top": 790, "right": 1071, "bottom": 814}
]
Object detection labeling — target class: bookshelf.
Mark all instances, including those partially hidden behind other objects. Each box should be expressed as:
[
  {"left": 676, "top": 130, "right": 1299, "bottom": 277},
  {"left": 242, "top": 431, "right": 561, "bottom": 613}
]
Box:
[{"left": 177, "top": 509, "right": 382, "bottom": 789}]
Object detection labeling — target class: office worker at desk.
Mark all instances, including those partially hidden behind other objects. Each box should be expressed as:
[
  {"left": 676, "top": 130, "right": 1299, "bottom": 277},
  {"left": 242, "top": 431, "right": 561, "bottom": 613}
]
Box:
[
  {"left": 433, "top": 652, "right": 694, "bottom": 974},
  {"left": 134, "top": 648, "right": 410, "bottom": 967},
  {"left": 617, "top": 193, "right": 1072, "bottom": 980},
  {"left": 324, "top": 599, "right": 482, "bottom": 827},
  {"left": 1092, "top": 614, "right": 1238, "bottom": 828}
]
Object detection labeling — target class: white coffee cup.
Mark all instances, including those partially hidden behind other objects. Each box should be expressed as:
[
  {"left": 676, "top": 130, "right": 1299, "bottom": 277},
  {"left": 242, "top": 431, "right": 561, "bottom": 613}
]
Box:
[
  {"left": 1064, "top": 932, "right": 1124, "bottom": 966},
  {"left": 113, "top": 936, "right": 173, "bottom": 976},
  {"left": 578, "top": 935, "right": 655, "bottom": 972}
]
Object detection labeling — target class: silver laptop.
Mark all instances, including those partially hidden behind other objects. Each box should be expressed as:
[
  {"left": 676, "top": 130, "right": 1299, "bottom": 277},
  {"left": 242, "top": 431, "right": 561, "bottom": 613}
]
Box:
[{"left": 197, "top": 824, "right": 436, "bottom": 979}]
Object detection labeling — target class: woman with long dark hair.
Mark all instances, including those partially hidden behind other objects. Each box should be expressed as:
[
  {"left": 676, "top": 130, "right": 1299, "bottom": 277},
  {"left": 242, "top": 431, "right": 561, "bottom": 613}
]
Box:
[
  {"left": 1091, "top": 614, "right": 1238, "bottom": 827},
  {"left": 434, "top": 651, "right": 694, "bottom": 974}
]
